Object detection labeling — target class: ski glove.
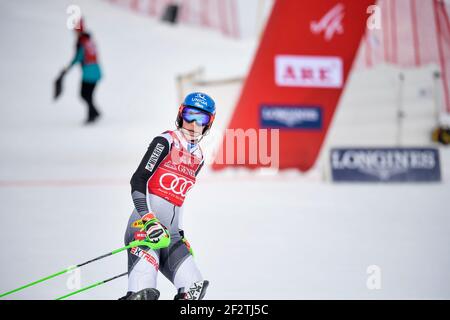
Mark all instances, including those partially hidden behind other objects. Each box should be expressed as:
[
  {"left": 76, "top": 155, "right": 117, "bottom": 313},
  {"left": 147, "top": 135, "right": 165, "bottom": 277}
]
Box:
[
  {"left": 129, "top": 213, "right": 171, "bottom": 250},
  {"left": 143, "top": 213, "right": 171, "bottom": 249},
  {"left": 179, "top": 229, "right": 194, "bottom": 257}
]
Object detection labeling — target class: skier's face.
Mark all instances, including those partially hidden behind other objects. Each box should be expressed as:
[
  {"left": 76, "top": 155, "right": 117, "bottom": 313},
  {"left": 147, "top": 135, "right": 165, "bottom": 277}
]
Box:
[{"left": 181, "top": 120, "right": 204, "bottom": 141}]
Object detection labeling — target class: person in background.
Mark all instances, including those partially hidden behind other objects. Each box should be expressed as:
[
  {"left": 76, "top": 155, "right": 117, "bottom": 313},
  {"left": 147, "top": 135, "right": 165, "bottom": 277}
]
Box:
[{"left": 60, "top": 18, "right": 102, "bottom": 124}]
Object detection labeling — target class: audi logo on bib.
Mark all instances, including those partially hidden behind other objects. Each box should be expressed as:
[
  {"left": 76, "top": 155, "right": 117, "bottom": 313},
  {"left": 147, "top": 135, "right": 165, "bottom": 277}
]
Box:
[
  {"left": 159, "top": 173, "right": 194, "bottom": 196},
  {"left": 147, "top": 131, "right": 203, "bottom": 207}
]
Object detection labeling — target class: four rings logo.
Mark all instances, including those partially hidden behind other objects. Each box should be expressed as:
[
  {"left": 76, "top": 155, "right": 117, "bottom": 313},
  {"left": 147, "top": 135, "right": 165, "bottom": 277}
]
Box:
[{"left": 159, "top": 173, "right": 194, "bottom": 197}]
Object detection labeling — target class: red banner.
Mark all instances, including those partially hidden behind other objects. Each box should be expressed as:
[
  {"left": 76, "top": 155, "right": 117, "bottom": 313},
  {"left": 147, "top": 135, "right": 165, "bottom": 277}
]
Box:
[{"left": 212, "top": 0, "right": 374, "bottom": 171}]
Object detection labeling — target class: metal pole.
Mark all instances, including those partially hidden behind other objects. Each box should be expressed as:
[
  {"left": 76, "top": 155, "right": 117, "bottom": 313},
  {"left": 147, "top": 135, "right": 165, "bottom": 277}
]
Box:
[{"left": 396, "top": 72, "right": 405, "bottom": 146}]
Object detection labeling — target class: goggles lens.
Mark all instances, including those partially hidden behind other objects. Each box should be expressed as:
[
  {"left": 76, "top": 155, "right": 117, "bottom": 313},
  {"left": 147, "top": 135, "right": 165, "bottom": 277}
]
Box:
[{"left": 181, "top": 106, "right": 211, "bottom": 126}]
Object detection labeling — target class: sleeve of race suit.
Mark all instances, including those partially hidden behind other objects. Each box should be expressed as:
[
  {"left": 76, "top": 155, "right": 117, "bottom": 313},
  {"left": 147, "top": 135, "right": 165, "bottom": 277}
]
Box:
[{"left": 130, "top": 136, "right": 171, "bottom": 217}]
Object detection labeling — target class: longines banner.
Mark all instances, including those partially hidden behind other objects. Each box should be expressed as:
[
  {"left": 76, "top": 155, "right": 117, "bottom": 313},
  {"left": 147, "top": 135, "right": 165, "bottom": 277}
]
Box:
[
  {"left": 212, "top": 0, "right": 375, "bottom": 171},
  {"left": 330, "top": 148, "right": 442, "bottom": 182}
]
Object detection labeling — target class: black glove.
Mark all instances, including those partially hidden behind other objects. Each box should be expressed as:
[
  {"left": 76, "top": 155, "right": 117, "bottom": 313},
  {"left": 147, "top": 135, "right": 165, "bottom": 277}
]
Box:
[{"left": 53, "top": 69, "right": 66, "bottom": 100}]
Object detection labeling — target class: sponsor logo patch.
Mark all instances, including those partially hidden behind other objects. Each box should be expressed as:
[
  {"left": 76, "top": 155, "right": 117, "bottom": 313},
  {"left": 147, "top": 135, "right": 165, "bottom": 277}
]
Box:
[
  {"left": 141, "top": 213, "right": 155, "bottom": 222},
  {"left": 275, "top": 55, "right": 343, "bottom": 88},
  {"left": 131, "top": 219, "right": 144, "bottom": 229},
  {"left": 133, "top": 231, "right": 147, "bottom": 241},
  {"left": 130, "top": 247, "right": 159, "bottom": 270},
  {"left": 163, "top": 160, "right": 178, "bottom": 170},
  {"left": 185, "top": 281, "right": 205, "bottom": 300},
  {"left": 330, "top": 148, "right": 442, "bottom": 182},
  {"left": 310, "top": 3, "right": 345, "bottom": 41},
  {"left": 177, "top": 165, "right": 196, "bottom": 177},
  {"left": 145, "top": 143, "right": 165, "bottom": 172},
  {"left": 260, "top": 105, "right": 322, "bottom": 129}
]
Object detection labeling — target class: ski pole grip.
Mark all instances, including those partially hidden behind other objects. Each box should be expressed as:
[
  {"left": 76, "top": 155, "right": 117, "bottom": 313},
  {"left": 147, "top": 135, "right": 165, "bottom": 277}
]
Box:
[{"left": 128, "top": 236, "right": 171, "bottom": 250}]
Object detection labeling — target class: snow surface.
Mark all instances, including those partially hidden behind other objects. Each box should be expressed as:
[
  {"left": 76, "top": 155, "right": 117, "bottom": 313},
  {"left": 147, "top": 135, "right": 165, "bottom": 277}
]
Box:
[{"left": 0, "top": 0, "right": 449, "bottom": 299}]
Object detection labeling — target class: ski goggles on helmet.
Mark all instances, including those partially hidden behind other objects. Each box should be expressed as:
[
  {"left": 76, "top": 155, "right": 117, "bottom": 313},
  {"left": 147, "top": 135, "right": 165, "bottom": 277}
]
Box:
[{"left": 181, "top": 106, "right": 212, "bottom": 126}]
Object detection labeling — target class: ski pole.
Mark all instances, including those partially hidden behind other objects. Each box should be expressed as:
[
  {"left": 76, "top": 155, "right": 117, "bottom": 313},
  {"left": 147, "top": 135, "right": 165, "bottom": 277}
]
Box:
[
  {"left": 0, "top": 244, "right": 131, "bottom": 298},
  {"left": 55, "top": 272, "right": 128, "bottom": 300},
  {"left": 0, "top": 239, "right": 166, "bottom": 298}
]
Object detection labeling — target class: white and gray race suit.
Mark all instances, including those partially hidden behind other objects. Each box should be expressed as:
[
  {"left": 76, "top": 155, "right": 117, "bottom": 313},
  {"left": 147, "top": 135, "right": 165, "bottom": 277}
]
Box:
[{"left": 124, "top": 130, "right": 205, "bottom": 295}]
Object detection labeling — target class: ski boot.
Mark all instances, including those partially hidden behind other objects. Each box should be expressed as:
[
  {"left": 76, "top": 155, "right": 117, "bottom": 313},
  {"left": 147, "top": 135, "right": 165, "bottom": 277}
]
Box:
[
  {"left": 174, "top": 280, "right": 209, "bottom": 300},
  {"left": 119, "top": 288, "right": 160, "bottom": 300}
]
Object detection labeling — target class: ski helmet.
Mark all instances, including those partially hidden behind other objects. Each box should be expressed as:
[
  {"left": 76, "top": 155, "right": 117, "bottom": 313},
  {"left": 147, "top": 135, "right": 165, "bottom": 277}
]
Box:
[{"left": 176, "top": 92, "right": 216, "bottom": 134}]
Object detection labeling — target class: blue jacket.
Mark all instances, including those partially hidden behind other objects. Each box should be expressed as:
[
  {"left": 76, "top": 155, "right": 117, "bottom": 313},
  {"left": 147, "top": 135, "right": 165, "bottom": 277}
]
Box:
[{"left": 70, "top": 34, "right": 102, "bottom": 83}]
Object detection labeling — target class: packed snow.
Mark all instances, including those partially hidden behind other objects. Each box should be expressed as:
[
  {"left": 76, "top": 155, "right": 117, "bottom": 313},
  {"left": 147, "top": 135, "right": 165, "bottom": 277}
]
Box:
[{"left": 0, "top": 0, "right": 449, "bottom": 299}]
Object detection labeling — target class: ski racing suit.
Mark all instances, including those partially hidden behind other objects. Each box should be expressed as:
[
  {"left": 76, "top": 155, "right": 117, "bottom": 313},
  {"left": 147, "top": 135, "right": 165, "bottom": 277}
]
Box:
[{"left": 124, "top": 129, "right": 206, "bottom": 297}]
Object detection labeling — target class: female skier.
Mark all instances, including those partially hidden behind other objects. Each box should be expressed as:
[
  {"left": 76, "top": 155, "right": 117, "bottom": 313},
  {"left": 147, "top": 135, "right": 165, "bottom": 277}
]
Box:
[{"left": 120, "top": 92, "right": 216, "bottom": 300}]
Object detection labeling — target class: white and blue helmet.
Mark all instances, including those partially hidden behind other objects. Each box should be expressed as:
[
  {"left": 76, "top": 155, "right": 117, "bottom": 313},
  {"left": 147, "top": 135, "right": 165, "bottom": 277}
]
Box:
[{"left": 177, "top": 92, "right": 216, "bottom": 133}]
